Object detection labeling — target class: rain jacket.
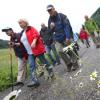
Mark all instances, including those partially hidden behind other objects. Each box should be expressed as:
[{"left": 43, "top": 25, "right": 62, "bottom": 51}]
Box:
[
  {"left": 79, "top": 29, "right": 89, "bottom": 40},
  {"left": 84, "top": 18, "right": 98, "bottom": 34},
  {"left": 48, "top": 12, "right": 73, "bottom": 43},
  {"left": 25, "top": 26, "right": 45, "bottom": 56}
]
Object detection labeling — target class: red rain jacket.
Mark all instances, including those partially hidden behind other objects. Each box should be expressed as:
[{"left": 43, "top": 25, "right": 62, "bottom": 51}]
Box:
[
  {"left": 79, "top": 29, "right": 89, "bottom": 40},
  {"left": 25, "top": 26, "right": 45, "bottom": 56}
]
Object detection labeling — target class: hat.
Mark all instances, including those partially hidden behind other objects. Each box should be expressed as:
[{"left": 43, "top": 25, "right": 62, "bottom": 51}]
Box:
[
  {"left": 2, "top": 27, "right": 13, "bottom": 32},
  {"left": 46, "top": 4, "right": 54, "bottom": 11}
]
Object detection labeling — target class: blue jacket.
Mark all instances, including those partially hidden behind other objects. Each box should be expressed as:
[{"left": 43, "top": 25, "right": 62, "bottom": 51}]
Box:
[
  {"left": 73, "top": 33, "right": 79, "bottom": 42},
  {"left": 48, "top": 12, "right": 73, "bottom": 43}
]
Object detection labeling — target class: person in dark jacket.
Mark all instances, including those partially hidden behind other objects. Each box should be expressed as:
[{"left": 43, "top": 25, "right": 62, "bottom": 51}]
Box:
[
  {"left": 47, "top": 4, "right": 78, "bottom": 71},
  {"left": 2, "top": 27, "right": 27, "bottom": 85},
  {"left": 40, "top": 23, "right": 60, "bottom": 66}
]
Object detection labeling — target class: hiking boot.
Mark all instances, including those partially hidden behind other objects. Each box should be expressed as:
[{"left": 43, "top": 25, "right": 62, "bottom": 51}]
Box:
[
  {"left": 96, "top": 45, "right": 100, "bottom": 48},
  {"left": 53, "top": 62, "right": 61, "bottom": 67},
  {"left": 67, "top": 63, "right": 73, "bottom": 72},
  {"left": 72, "top": 68, "right": 77, "bottom": 71},
  {"left": 50, "top": 73, "right": 56, "bottom": 80},
  {"left": 53, "top": 61, "right": 57, "bottom": 66},
  {"left": 14, "top": 82, "right": 24, "bottom": 86},
  {"left": 49, "top": 71, "right": 54, "bottom": 78},
  {"left": 72, "top": 62, "right": 79, "bottom": 71},
  {"left": 27, "top": 81, "right": 40, "bottom": 87},
  {"left": 56, "top": 62, "right": 61, "bottom": 65}
]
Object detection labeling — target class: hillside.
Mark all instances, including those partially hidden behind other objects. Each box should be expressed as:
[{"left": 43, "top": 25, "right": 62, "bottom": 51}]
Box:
[
  {"left": 0, "top": 39, "right": 8, "bottom": 49},
  {"left": 91, "top": 7, "right": 100, "bottom": 29}
]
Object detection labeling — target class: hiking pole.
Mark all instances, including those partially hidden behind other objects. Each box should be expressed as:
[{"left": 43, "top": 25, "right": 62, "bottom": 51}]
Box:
[{"left": 9, "top": 46, "right": 14, "bottom": 91}]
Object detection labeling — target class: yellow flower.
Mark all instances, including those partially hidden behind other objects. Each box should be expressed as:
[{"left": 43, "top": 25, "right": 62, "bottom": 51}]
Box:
[
  {"left": 97, "top": 80, "right": 100, "bottom": 88},
  {"left": 90, "top": 70, "right": 97, "bottom": 81}
]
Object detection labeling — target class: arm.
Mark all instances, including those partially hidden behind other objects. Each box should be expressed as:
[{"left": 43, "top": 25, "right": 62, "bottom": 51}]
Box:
[
  {"left": 14, "top": 43, "right": 20, "bottom": 46},
  {"left": 92, "top": 20, "right": 98, "bottom": 30},
  {"left": 31, "top": 38, "right": 37, "bottom": 48},
  {"left": 30, "top": 27, "right": 39, "bottom": 48},
  {"left": 61, "top": 14, "right": 73, "bottom": 39},
  {"left": 40, "top": 30, "right": 42, "bottom": 38},
  {"left": 84, "top": 23, "right": 89, "bottom": 33}
]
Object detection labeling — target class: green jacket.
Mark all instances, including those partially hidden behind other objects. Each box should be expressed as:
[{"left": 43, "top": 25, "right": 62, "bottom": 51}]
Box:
[{"left": 84, "top": 19, "right": 98, "bottom": 34}]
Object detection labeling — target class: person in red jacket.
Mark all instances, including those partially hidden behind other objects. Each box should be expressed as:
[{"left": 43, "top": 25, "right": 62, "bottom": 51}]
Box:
[
  {"left": 18, "top": 19, "right": 54, "bottom": 87},
  {"left": 79, "top": 25, "right": 90, "bottom": 48}
]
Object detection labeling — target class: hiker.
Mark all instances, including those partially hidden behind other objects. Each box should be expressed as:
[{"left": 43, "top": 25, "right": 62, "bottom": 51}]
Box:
[
  {"left": 47, "top": 4, "right": 79, "bottom": 72},
  {"left": 2, "top": 27, "right": 27, "bottom": 85},
  {"left": 79, "top": 25, "right": 90, "bottom": 48},
  {"left": 73, "top": 32, "right": 80, "bottom": 51},
  {"left": 84, "top": 15, "right": 99, "bottom": 48},
  {"left": 18, "top": 19, "right": 54, "bottom": 87},
  {"left": 40, "top": 23, "right": 61, "bottom": 66}
]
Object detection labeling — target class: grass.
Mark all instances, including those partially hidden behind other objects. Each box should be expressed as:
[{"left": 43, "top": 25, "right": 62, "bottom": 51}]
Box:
[
  {"left": 0, "top": 48, "right": 58, "bottom": 91},
  {"left": 0, "top": 49, "right": 18, "bottom": 91}
]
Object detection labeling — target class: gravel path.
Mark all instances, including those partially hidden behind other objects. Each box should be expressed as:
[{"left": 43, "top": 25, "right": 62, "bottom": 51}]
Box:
[{"left": 1, "top": 40, "right": 100, "bottom": 100}]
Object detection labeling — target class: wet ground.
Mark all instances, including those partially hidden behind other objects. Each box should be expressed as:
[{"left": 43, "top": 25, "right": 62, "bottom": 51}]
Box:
[{"left": 1, "top": 39, "right": 100, "bottom": 100}]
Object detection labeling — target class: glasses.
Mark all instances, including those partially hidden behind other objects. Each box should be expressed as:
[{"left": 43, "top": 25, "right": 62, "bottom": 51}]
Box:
[{"left": 47, "top": 9, "right": 52, "bottom": 12}]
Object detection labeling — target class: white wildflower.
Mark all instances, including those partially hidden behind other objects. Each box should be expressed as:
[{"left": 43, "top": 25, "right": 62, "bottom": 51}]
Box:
[
  {"left": 74, "top": 69, "right": 82, "bottom": 77},
  {"left": 78, "top": 59, "right": 82, "bottom": 66},
  {"left": 79, "top": 82, "right": 83, "bottom": 88},
  {"left": 69, "top": 76, "right": 72, "bottom": 80}
]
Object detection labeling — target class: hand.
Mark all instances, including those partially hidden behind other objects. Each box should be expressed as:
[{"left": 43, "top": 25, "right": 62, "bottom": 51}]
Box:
[
  {"left": 50, "top": 22, "right": 55, "bottom": 29},
  {"left": 22, "top": 57, "right": 27, "bottom": 62},
  {"left": 66, "top": 38, "right": 71, "bottom": 46},
  {"left": 31, "top": 42, "right": 36, "bottom": 48},
  {"left": 31, "top": 39, "right": 37, "bottom": 48},
  {"left": 8, "top": 42, "right": 15, "bottom": 47}
]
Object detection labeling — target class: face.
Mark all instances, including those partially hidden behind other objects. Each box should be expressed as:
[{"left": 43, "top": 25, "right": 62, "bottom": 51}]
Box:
[
  {"left": 85, "top": 16, "right": 89, "bottom": 21},
  {"left": 41, "top": 23, "right": 45, "bottom": 29},
  {"left": 6, "top": 30, "right": 14, "bottom": 36},
  {"left": 18, "top": 20, "right": 27, "bottom": 29},
  {"left": 47, "top": 8, "right": 55, "bottom": 16}
]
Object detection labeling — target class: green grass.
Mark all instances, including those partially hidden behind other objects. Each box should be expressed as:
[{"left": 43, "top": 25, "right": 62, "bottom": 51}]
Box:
[
  {"left": 0, "top": 49, "right": 18, "bottom": 91},
  {"left": 0, "top": 48, "right": 57, "bottom": 91}
]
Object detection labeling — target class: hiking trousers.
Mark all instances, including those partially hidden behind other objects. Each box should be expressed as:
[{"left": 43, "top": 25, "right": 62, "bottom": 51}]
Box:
[{"left": 17, "top": 57, "right": 27, "bottom": 82}]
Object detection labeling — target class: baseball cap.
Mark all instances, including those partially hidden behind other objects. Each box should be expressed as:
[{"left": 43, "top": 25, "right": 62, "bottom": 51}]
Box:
[
  {"left": 46, "top": 4, "right": 54, "bottom": 11},
  {"left": 2, "top": 27, "right": 13, "bottom": 32}
]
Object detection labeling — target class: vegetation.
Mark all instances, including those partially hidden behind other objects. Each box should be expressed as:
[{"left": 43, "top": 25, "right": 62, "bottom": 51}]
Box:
[
  {"left": 91, "top": 7, "right": 100, "bottom": 29},
  {"left": 1, "top": 7, "right": 99, "bottom": 92},
  {"left": 0, "top": 39, "right": 8, "bottom": 49},
  {"left": 0, "top": 48, "right": 54, "bottom": 91},
  {"left": 0, "top": 49, "right": 17, "bottom": 91}
]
